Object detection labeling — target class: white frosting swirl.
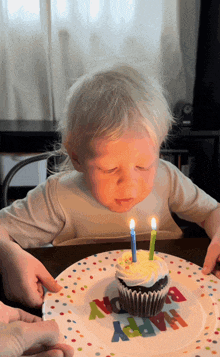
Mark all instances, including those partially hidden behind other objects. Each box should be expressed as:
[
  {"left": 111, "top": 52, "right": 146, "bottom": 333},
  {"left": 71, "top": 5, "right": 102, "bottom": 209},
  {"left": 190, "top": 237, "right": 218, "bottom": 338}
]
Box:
[{"left": 115, "top": 250, "right": 169, "bottom": 288}]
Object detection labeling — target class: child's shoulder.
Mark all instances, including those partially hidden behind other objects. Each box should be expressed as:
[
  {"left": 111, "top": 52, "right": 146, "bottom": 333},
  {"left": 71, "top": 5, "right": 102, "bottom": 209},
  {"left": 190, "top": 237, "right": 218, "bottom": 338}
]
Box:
[
  {"left": 158, "top": 158, "right": 178, "bottom": 174},
  {"left": 48, "top": 170, "right": 86, "bottom": 193},
  {"left": 48, "top": 170, "right": 81, "bottom": 186},
  {"left": 158, "top": 158, "right": 192, "bottom": 186},
  {"left": 157, "top": 158, "right": 184, "bottom": 183}
]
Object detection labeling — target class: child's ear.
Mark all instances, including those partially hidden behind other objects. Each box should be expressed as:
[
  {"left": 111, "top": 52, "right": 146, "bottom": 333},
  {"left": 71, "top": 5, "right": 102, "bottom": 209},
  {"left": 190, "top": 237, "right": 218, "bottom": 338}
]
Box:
[
  {"left": 71, "top": 152, "right": 84, "bottom": 172},
  {"left": 63, "top": 137, "right": 84, "bottom": 172}
]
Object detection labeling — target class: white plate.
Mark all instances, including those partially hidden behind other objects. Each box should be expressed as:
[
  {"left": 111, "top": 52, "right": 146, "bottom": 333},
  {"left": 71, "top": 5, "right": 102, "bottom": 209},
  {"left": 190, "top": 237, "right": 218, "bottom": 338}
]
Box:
[{"left": 42, "top": 250, "right": 220, "bottom": 357}]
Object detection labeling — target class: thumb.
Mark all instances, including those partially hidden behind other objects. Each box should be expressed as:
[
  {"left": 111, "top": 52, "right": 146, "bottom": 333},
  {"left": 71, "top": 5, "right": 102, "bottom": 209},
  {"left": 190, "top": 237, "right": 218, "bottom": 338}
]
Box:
[
  {"left": 37, "top": 265, "right": 62, "bottom": 293},
  {"left": 202, "top": 242, "right": 220, "bottom": 275}
]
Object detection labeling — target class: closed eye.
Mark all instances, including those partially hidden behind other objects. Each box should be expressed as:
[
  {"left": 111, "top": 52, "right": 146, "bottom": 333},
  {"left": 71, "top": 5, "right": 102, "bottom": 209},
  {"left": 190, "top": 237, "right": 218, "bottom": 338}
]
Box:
[
  {"left": 137, "top": 161, "right": 156, "bottom": 171},
  {"left": 102, "top": 166, "right": 151, "bottom": 173},
  {"left": 136, "top": 166, "right": 149, "bottom": 171},
  {"left": 102, "top": 168, "right": 117, "bottom": 173},
  {"left": 100, "top": 165, "right": 153, "bottom": 173}
]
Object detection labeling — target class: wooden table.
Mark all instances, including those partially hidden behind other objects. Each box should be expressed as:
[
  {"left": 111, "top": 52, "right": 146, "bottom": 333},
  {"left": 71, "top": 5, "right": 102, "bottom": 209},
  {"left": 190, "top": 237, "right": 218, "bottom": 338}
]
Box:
[{"left": 0, "top": 236, "right": 212, "bottom": 317}]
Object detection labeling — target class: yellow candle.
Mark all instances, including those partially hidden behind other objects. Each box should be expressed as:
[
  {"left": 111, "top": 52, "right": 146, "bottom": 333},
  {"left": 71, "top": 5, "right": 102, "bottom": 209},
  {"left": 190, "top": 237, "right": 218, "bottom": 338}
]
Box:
[{"left": 149, "top": 218, "right": 157, "bottom": 260}]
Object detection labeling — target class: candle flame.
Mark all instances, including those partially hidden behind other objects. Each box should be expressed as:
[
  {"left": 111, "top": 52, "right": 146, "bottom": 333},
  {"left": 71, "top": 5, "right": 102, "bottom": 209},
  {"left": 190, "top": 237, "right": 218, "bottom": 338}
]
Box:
[
  {"left": 151, "top": 218, "right": 157, "bottom": 230},
  {"left": 130, "top": 219, "right": 135, "bottom": 230}
]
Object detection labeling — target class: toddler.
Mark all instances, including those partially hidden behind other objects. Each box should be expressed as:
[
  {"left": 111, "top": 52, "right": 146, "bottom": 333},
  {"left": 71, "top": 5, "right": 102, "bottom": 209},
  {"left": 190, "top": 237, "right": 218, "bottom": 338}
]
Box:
[{"left": 0, "top": 64, "right": 220, "bottom": 308}]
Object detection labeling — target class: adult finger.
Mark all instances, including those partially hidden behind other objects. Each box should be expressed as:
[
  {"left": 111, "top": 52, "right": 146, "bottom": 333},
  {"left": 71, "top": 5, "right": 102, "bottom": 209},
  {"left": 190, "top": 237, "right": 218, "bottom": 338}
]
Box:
[
  {"left": 37, "top": 281, "right": 45, "bottom": 298},
  {"left": 37, "top": 265, "right": 62, "bottom": 292},
  {"left": 24, "top": 345, "right": 74, "bottom": 357},
  {"left": 24, "top": 350, "right": 64, "bottom": 357},
  {"left": 0, "top": 302, "right": 41, "bottom": 324},
  {"left": 202, "top": 241, "right": 220, "bottom": 275},
  {"left": 49, "top": 344, "right": 74, "bottom": 357},
  {"left": 0, "top": 302, "right": 20, "bottom": 323},
  {"left": 19, "top": 286, "right": 44, "bottom": 308},
  {"left": 23, "top": 344, "right": 74, "bottom": 357},
  {"left": 5, "top": 275, "right": 44, "bottom": 308},
  {"left": 17, "top": 308, "right": 42, "bottom": 323}
]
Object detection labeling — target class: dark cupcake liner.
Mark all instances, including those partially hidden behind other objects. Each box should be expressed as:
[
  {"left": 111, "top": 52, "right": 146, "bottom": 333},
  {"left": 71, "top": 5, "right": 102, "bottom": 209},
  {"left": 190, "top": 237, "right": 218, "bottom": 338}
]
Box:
[{"left": 117, "top": 275, "right": 170, "bottom": 318}]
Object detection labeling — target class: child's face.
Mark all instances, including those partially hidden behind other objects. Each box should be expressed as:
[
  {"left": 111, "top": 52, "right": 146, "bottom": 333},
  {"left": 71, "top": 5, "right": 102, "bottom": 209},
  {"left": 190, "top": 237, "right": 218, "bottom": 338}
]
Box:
[{"left": 80, "top": 130, "right": 159, "bottom": 213}]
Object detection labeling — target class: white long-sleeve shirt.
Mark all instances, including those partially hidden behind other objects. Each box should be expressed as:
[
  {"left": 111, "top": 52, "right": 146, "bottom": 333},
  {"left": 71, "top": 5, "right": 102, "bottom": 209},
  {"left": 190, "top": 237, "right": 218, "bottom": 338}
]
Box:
[{"left": 0, "top": 159, "right": 217, "bottom": 248}]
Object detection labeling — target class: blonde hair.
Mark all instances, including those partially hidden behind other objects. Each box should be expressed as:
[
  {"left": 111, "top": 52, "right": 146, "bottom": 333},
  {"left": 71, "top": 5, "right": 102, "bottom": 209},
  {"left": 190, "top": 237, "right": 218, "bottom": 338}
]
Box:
[{"left": 55, "top": 63, "right": 175, "bottom": 171}]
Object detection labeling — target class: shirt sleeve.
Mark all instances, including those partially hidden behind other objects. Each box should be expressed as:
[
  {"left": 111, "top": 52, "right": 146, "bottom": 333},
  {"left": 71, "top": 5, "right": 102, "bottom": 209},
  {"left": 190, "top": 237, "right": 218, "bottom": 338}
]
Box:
[
  {"left": 162, "top": 160, "right": 218, "bottom": 223},
  {"left": 0, "top": 174, "right": 65, "bottom": 248}
]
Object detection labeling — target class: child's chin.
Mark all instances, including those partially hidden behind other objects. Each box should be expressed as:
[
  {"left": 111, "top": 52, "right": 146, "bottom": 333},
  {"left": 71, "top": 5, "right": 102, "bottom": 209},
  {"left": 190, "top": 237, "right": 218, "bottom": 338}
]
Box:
[{"left": 107, "top": 203, "right": 134, "bottom": 213}]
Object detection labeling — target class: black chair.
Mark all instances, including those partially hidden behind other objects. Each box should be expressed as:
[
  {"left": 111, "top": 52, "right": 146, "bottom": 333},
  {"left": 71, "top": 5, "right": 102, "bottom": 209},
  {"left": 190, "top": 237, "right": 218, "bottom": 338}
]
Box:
[
  {"left": 1, "top": 152, "right": 51, "bottom": 208},
  {"left": 1, "top": 152, "right": 61, "bottom": 247}
]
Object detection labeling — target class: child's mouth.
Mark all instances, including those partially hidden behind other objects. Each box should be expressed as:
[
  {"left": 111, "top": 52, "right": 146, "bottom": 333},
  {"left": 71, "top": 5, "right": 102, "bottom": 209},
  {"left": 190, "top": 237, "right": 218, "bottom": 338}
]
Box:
[{"left": 115, "top": 198, "right": 133, "bottom": 205}]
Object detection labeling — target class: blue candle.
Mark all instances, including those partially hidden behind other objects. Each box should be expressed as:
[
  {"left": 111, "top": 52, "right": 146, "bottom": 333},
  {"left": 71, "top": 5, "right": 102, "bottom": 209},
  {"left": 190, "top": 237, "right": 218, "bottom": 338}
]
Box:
[{"left": 130, "top": 219, "right": 137, "bottom": 262}]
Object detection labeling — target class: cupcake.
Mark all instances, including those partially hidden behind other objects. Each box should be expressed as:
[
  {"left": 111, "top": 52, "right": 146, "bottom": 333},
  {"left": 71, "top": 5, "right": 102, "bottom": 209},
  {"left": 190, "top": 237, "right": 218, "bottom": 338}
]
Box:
[{"left": 115, "top": 250, "right": 170, "bottom": 318}]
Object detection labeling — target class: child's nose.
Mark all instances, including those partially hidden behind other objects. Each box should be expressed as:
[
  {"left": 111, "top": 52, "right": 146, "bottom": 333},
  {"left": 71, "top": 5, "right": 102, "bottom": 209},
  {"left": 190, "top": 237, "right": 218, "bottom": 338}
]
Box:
[{"left": 117, "top": 170, "right": 138, "bottom": 195}]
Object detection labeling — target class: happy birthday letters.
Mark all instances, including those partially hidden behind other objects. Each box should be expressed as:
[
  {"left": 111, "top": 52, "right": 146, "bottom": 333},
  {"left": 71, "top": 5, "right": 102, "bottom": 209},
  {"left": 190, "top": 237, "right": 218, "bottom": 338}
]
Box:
[{"left": 89, "top": 286, "right": 188, "bottom": 342}]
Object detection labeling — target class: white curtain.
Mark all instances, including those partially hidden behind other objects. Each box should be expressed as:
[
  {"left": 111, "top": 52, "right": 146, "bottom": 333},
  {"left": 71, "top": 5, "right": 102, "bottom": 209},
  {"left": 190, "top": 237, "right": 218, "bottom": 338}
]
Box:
[{"left": 0, "top": 0, "right": 200, "bottom": 122}]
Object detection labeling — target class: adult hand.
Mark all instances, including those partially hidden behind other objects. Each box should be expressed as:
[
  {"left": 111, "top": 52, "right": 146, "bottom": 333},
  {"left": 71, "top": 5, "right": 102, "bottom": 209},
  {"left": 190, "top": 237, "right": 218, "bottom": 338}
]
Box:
[
  {"left": 0, "top": 302, "right": 74, "bottom": 357},
  {"left": 1, "top": 244, "right": 62, "bottom": 308},
  {"left": 202, "top": 235, "right": 220, "bottom": 279}
]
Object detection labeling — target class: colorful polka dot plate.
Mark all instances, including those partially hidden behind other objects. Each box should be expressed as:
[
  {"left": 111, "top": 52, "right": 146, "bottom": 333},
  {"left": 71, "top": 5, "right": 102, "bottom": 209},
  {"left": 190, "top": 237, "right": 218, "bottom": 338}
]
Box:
[{"left": 42, "top": 250, "right": 220, "bottom": 357}]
